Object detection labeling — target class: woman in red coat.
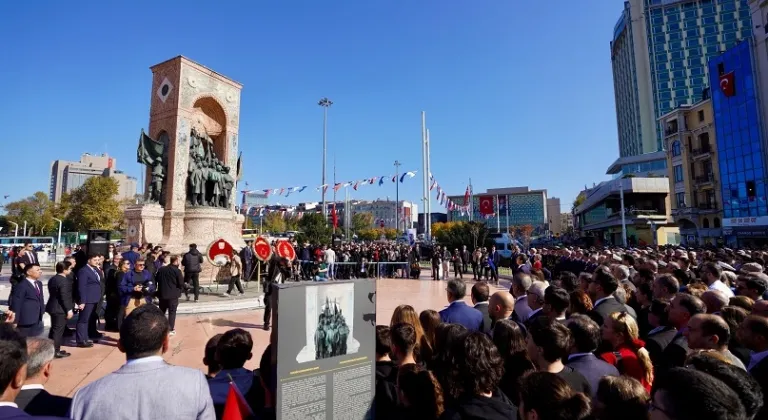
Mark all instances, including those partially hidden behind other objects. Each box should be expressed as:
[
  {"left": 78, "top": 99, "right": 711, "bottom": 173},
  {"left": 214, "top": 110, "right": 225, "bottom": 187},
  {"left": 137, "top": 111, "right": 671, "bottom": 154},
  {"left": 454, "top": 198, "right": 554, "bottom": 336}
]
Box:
[{"left": 599, "top": 311, "right": 653, "bottom": 393}]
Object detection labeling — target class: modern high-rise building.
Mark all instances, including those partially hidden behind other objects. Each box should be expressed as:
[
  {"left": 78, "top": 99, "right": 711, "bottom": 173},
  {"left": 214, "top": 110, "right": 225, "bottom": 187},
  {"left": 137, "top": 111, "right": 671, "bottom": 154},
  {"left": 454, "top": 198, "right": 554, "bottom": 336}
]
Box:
[
  {"left": 447, "top": 186, "right": 549, "bottom": 235},
  {"left": 49, "top": 153, "right": 137, "bottom": 202},
  {"left": 611, "top": 0, "right": 753, "bottom": 159}
]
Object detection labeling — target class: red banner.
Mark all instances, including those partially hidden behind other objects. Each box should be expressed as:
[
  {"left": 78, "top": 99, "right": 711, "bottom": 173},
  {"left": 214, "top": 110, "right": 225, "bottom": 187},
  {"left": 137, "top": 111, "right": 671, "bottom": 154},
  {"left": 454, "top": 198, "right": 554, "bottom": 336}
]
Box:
[
  {"left": 720, "top": 72, "right": 735, "bottom": 97},
  {"left": 478, "top": 196, "right": 494, "bottom": 216}
]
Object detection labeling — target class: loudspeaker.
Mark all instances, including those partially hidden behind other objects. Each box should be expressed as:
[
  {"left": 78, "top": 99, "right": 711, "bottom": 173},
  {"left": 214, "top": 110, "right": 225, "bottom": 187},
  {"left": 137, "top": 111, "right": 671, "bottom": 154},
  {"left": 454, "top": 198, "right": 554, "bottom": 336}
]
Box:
[{"left": 87, "top": 230, "right": 111, "bottom": 258}]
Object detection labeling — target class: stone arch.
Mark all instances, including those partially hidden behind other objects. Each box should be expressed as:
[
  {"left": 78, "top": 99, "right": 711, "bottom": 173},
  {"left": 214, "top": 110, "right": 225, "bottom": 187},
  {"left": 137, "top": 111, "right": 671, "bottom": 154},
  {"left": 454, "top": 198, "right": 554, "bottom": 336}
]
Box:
[
  {"left": 191, "top": 95, "right": 228, "bottom": 162},
  {"left": 702, "top": 218, "right": 710, "bottom": 229},
  {"left": 713, "top": 217, "right": 721, "bottom": 228}
]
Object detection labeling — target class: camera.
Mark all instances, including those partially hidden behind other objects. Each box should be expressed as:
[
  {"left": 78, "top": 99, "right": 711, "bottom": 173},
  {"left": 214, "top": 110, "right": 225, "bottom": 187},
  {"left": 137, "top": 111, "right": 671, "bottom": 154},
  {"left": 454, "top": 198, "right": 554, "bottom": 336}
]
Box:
[{"left": 0, "top": 311, "right": 7, "bottom": 323}]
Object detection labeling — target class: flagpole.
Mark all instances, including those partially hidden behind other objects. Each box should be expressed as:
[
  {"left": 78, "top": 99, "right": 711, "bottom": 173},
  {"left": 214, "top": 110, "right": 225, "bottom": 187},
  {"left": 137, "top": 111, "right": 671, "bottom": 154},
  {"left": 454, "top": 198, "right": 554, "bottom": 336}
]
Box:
[
  {"left": 333, "top": 156, "right": 336, "bottom": 235},
  {"left": 421, "top": 111, "right": 427, "bottom": 237},
  {"left": 505, "top": 195, "right": 510, "bottom": 234},
  {"left": 469, "top": 177, "right": 473, "bottom": 222},
  {"left": 496, "top": 195, "right": 501, "bottom": 233},
  {"left": 426, "top": 129, "right": 432, "bottom": 240}
]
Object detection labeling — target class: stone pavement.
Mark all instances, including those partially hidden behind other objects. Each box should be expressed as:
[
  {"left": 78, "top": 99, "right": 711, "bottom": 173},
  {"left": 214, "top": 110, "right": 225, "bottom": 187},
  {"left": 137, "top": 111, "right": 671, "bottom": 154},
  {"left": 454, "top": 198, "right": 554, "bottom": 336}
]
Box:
[{"left": 41, "top": 273, "right": 511, "bottom": 397}]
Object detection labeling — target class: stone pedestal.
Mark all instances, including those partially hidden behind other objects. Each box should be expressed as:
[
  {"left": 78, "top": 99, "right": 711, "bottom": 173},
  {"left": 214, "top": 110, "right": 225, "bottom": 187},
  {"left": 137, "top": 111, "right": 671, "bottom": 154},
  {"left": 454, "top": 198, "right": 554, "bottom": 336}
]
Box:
[
  {"left": 181, "top": 206, "right": 246, "bottom": 252},
  {"left": 124, "top": 204, "right": 164, "bottom": 246}
]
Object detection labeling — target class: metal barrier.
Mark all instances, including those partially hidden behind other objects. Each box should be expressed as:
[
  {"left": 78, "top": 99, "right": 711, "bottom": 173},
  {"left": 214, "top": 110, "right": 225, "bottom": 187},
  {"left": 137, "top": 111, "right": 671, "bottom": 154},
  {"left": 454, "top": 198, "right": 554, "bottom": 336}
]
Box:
[{"left": 295, "top": 260, "right": 410, "bottom": 280}]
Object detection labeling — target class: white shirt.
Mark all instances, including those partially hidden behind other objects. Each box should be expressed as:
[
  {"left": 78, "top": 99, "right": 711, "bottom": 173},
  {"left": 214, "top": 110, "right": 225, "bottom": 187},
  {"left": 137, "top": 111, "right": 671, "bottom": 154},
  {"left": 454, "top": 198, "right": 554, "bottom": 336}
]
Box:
[
  {"left": 0, "top": 402, "right": 18, "bottom": 408},
  {"left": 324, "top": 249, "right": 336, "bottom": 264},
  {"left": 748, "top": 349, "right": 768, "bottom": 371},
  {"left": 20, "top": 384, "right": 44, "bottom": 391},
  {"left": 125, "top": 355, "right": 164, "bottom": 366},
  {"left": 26, "top": 278, "right": 41, "bottom": 295},
  {"left": 708, "top": 280, "right": 735, "bottom": 298}
]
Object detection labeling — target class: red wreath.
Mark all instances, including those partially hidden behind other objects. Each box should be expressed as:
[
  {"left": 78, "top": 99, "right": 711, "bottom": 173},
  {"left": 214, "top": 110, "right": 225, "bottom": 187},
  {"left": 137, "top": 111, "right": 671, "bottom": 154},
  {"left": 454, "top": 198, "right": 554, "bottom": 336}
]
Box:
[
  {"left": 253, "top": 237, "right": 272, "bottom": 262},
  {"left": 207, "top": 238, "right": 234, "bottom": 266},
  {"left": 276, "top": 240, "right": 296, "bottom": 261}
]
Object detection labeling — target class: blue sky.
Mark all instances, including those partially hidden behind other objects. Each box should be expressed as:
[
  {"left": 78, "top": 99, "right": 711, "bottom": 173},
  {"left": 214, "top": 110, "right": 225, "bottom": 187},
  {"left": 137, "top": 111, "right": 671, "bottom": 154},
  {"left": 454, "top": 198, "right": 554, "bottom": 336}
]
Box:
[{"left": 0, "top": 1, "right": 624, "bottom": 213}]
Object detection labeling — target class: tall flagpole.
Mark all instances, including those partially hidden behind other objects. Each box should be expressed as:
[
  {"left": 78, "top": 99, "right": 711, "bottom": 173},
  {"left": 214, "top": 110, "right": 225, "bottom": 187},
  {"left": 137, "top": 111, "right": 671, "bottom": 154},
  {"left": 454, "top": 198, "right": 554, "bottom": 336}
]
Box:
[
  {"left": 469, "top": 178, "right": 473, "bottom": 222},
  {"left": 496, "top": 195, "right": 501, "bottom": 232},
  {"left": 426, "top": 129, "right": 432, "bottom": 240},
  {"left": 421, "top": 112, "right": 427, "bottom": 236},
  {"left": 333, "top": 156, "right": 337, "bottom": 235},
  {"left": 505, "top": 195, "right": 510, "bottom": 233}
]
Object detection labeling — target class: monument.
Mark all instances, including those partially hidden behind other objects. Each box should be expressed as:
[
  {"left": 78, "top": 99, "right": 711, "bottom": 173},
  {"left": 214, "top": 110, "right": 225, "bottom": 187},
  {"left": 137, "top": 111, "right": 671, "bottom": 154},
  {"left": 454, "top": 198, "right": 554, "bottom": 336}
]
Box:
[{"left": 124, "top": 56, "right": 246, "bottom": 253}]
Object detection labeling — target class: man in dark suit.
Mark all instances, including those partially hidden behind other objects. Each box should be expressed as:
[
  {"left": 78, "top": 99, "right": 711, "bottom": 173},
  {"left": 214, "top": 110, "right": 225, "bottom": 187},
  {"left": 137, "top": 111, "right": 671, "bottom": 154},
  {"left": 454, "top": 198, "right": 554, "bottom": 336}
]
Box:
[
  {"left": 17, "top": 243, "right": 38, "bottom": 267},
  {"left": 524, "top": 281, "right": 547, "bottom": 328},
  {"left": 487, "top": 246, "right": 500, "bottom": 284},
  {"left": 643, "top": 299, "right": 676, "bottom": 367},
  {"left": 0, "top": 324, "right": 68, "bottom": 420},
  {"left": 156, "top": 255, "right": 184, "bottom": 335},
  {"left": 565, "top": 314, "right": 619, "bottom": 396},
  {"left": 439, "top": 279, "right": 483, "bottom": 331},
  {"left": 10, "top": 264, "right": 46, "bottom": 338},
  {"left": 658, "top": 293, "right": 706, "bottom": 371},
  {"left": 586, "top": 266, "right": 632, "bottom": 327},
  {"left": 45, "top": 261, "right": 75, "bottom": 358},
  {"left": 14, "top": 337, "right": 72, "bottom": 417},
  {"left": 739, "top": 315, "right": 768, "bottom": 419},
  {"left": 76, "top": 254, "right": 103, "bottom": 348},
  {"left": 470, "top": 282, "right": 492, "bottom": 334}
]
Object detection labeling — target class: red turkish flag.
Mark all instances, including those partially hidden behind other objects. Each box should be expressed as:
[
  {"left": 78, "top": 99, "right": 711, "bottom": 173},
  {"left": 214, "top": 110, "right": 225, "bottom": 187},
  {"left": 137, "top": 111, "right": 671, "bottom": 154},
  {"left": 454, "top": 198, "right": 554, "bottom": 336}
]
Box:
[
  {"left": 331, "top": 203, "right": 338, "bottom": 228},
  {"left": 720, "top": 72, "right": 735, "bottom": 97},
  {"left": 464, "top": 186, "right": 471, "bottom": 204},
  {"left": 478, "top": 196, "right": 494, "bottom": 216},
  {"left": 221, "top": 382, "right": 252, "bottom": 420}
]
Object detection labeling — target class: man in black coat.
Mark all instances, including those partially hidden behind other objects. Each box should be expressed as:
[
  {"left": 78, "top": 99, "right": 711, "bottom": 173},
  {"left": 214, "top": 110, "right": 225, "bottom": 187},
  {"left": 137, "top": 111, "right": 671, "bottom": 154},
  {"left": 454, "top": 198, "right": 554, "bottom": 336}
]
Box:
[
  {"left": 565, "top": 314, "right": 619, "bottom": 396},
  {"left": 739, "top": 315, "right": 768, "bottom": 420},
  {"left": 181, "top": 244, "right": 204, "bottom": 302},
  {"left": 45, "top": 261, "right": 75, "bottom": 358},
  {"left": 471, "top": 282, "right": 493, "bottom": 334},
  {"left": 586, "top": 267, "right": 633, "bottom": 327},
  {"left": 10, "top": 264, "right": 46, "bottom": 337},
  {"left": 14, "top": 337, "right": 72, "bottom": 417},
  {"left": 657, "top": 293, "right": 706, "bottom": 371},
  {"left": 643, "top": 299, "right": 677, "bottom": 367},
  {"left": 156, "top": 255, "right": 184, "bottom": 335}
]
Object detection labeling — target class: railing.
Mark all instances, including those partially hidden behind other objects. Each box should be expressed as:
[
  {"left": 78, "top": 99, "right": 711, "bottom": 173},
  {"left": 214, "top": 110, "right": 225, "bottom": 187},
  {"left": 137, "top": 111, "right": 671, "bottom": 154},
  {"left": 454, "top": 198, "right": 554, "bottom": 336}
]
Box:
[
  {"left": 691, "top": 147, "right": 713, "bottom": 156},
  {"left": 694, "top": 173, "right": 715, "bottom": 183},
  {"left": 696, "top": 203, "right": 717, "bottom": 210}
]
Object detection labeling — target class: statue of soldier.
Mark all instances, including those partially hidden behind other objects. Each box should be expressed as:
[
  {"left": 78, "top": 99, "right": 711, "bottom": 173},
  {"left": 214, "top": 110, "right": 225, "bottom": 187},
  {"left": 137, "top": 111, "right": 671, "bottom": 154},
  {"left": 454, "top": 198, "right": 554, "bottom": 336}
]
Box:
[
  {"left": 149, "top": 162, "right": 164, "bottom": 203},
  {"left": 220, "top": 166, "right": 234, "bottom": 208},
  {"left": 207, "top": 163, "right": 222, "bottom": 207},
  {"left": 188, "top": 155, "right": 204, "bottom": 205}
]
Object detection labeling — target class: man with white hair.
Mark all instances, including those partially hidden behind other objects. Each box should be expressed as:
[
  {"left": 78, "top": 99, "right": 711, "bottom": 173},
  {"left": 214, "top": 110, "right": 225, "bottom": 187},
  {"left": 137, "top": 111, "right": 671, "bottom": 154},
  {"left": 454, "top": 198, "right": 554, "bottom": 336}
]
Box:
[
  {"left": 14, "top": 337, "right": 71, "bottom": 417},
  {"left": 510, "top": 273, "right": 533, "bottom": 323},
  {"left": 524, "top": 281, "right": 548, "bottom": 328}
]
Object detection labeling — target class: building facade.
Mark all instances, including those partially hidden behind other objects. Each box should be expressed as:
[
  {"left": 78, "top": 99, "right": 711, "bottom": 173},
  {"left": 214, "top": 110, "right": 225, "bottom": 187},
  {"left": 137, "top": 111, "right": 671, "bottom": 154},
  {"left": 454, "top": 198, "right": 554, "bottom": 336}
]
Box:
[
  {"left": 49, "top": 153, "right": 136, "bottom": 202},
  {"left": 547, "top": 198, "right": 563, "bottom": 236},
  {"left": 573, "top": 177, "right": 679, "bottom": 246},
  {"left": 351, "top": 200, "right": 418, "bottom": 230},
  {"left": 662, "top": 98, "right": 724, "bottom": 245},
  {"left": 611, "top": 0, "right": 753, "bottom": 157},
  {"left": 750, "top": 0, "right": 768, "bottom": 155},
  {"left": 447, "top": 187, "right": 549, "bottom": 235},
  {"left": 709, "top": 38, "right": 768, "bottom": 245}
]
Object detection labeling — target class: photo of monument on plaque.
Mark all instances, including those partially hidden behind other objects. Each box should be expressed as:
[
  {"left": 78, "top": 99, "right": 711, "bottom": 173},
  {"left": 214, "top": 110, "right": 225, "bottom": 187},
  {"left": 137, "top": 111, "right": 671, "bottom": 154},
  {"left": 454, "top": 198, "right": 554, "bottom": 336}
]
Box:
[{"left": 296, "top": 283, "right": 360, "bottom": 364}]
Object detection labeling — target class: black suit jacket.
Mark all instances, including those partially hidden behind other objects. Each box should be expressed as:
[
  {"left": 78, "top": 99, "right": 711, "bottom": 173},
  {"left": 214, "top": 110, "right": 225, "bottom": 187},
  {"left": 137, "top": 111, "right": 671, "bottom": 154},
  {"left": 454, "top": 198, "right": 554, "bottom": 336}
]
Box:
[
  {"left": 10, "top": 279, "right": 45, "bottom": 327},
  {"left": 156, "top": 265, "right": 184, "bottom": 300},
  {"left": 588, "top": 297, "right": 632, "bottom": 326},
  {"left": 750, "top": 357, "right": 768, "bottom": 420},
  {"left": 658, "top": 332, "right": 689, "bottom": 372},
  {"left": 15, "top": 387, "right": 71, "bottom": 417},
  {"left": 645, "top": 327, "right": 677, "bottom": 368},
  {"left": 474, "top": 303, "right": 492, "bottom": 334},
  {"left": 45, "top": 274, "right": 74, "bottom": 315}
]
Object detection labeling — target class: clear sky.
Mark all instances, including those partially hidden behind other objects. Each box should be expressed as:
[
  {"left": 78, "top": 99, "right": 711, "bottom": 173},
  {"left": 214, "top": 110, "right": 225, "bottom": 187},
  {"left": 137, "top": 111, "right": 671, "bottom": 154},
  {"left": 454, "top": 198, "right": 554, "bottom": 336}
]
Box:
[{"left": 0, "top": 1, "right": 625, "bottom": 213}]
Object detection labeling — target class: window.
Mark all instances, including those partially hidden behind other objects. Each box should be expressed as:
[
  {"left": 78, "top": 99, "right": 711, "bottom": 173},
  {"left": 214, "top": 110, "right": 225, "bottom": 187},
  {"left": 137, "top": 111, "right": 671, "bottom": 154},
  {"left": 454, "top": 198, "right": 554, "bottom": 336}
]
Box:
[
  {"left": 714, "top": 217, "right": 721, "bottom": 228},
  {"left": 698, "top": 110, "right": 705, "bottom": 122},
  {"left": 672, "top": 141, "right": 681, "bottom": 156},
  {"left": 674, "top": 165, "right": 684, "bottom": 182},
  {"left": 703, "top": 218, "right": 710, "bottom": 228},
  {"left": 676, "top": 192, "right": 686, "bottom": 208},
  {"left": 748, "top": 180, "right": 757, "bottom": 200},
  {"left": 718, "top": 62, "right": 725, "bottom": 76}
]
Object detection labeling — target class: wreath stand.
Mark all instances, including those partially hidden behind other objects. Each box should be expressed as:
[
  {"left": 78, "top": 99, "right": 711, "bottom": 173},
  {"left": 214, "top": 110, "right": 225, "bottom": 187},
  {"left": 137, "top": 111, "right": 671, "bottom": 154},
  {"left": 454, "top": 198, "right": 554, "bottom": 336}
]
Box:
[{"left": 204, "top": 265, "right": 221, "bottom": 294}]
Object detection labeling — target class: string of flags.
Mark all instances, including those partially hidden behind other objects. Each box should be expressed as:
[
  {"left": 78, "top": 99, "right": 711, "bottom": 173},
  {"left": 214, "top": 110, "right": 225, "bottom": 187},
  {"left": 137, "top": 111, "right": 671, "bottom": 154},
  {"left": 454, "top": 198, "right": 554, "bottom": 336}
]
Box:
[
  {"left": 428, "top": 173, "right": 474, "bottom": 216},
  {"left": 242, "top": 170, "right": 418, "bottom": 199}
]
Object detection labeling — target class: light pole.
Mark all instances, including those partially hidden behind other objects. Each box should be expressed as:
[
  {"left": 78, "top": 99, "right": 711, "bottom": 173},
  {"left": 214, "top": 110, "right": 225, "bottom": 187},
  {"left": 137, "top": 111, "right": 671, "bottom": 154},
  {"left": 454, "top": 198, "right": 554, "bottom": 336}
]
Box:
[
  {"left": 318, "top": 97, "right": 333, "bottom": 223},
  {"left": 394, "top": 160, "right": 401, "bottom": 233},
  {"left": 53, "top": 218, "right": 63, "bottom": 254},
  {"left": 9, "top": 222, "right": 18, "bottom": 238},
  {"left": 23, "top": 221, "right": 27, "bottom": 236}
]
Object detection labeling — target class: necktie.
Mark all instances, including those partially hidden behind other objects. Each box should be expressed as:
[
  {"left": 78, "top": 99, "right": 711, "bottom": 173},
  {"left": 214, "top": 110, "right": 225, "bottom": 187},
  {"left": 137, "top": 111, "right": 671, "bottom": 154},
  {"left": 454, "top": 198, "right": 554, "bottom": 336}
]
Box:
[{"left": 34, "top": 282, "right": 40, "bottom": 296}]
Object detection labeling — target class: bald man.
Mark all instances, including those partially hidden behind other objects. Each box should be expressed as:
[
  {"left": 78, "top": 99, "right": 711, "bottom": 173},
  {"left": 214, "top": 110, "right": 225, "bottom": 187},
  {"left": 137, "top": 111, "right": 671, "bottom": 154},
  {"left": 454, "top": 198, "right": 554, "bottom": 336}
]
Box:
[
  {"left": 488, "top": 291, "right": 516, "bottom": 328},
  {"left": 685, "top": 313, "right": 745, "bottom": 370},
  {"left": 701, "top": 290, "right": 729, "bottom": 314}
]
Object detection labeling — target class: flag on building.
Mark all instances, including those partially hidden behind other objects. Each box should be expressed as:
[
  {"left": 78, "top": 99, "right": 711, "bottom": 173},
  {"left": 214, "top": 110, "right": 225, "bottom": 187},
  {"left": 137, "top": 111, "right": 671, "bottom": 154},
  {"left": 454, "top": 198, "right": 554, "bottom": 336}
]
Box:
[
  {"left": 464, "top": 186, "right": 470, "bottom": 205},
  {"left": 478, "top": 196, "right": 494, "bottom": 216},
  {"left": 720, "top": 71, "right": 735, "bottom": 97}
]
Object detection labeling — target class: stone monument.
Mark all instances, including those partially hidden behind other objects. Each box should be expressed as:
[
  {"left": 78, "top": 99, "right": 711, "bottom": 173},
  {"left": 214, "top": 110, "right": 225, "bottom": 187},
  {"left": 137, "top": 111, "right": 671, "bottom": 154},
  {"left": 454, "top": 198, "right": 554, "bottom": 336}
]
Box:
[{"left": 125, "top": 56, "right": 246, "bottom": 253}]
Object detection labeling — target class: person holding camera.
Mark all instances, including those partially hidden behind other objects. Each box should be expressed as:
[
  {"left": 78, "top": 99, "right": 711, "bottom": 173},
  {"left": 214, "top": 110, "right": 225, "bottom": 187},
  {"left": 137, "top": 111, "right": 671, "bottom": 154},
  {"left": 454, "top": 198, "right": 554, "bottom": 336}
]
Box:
[{"left": 117, "top": 259, "right": 156, "bottom": 330}]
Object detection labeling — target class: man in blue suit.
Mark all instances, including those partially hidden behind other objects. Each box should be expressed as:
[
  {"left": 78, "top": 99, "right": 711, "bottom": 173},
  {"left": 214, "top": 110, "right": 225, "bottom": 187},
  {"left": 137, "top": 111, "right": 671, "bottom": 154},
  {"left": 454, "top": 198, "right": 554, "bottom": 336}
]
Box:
[
  {"left": 564, "top": 314, "right": 619, "bottom": 396},
  {"left": 10, "top": 264, "right": 45, "bottom": 337},
  {"left": 439, "top": 279, "right": 483, "bottom": 331},
  {"left": 76, "top": 254, "right": 103, "bottom": 348}
]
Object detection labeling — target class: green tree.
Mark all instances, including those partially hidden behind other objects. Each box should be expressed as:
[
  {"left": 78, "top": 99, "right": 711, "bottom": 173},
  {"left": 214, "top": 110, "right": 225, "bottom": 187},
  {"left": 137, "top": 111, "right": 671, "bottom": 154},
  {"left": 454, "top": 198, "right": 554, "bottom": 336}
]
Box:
[
  {"left": 3, "top": 191, "right": 58, "bottom": 235},
  {"left": 357, "top": 228, "right": 380, "bottom": 241},
  {"left": 296, "top": 213, "right": 331, "bottom": 245},
  {"left": 263, "top": 212, "right": 287, "bottom": 233},
  {"left": 67, "top": 177, "right": 122, "bottom": 230},
  {"left": 351, "top": 212, "right": 374, "bottom": 233},
  {"left": 285, "top": 215, "right": 301, "bottom": 232}
]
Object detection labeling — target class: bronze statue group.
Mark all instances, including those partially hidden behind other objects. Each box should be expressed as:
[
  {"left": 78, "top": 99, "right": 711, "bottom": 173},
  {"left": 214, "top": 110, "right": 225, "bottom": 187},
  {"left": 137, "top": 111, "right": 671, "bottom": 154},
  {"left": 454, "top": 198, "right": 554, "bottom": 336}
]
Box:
[{"left": 314, "top": 298, "right": 351, "bottom": 360}]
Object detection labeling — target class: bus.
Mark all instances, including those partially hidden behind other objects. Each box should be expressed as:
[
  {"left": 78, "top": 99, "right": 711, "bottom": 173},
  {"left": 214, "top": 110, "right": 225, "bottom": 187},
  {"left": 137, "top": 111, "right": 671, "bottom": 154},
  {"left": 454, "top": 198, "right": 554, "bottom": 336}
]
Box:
[{"left": 0, "top": 236, "right": 56, "bottom": 252}]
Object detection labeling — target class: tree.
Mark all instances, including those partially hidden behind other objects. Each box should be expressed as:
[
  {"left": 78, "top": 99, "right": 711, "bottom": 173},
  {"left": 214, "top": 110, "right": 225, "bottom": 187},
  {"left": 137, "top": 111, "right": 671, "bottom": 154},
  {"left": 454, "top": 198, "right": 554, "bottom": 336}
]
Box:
[
  {"left": 284, "top": 215, "right": 301, "bottom": 232},
  {"left": 3, "top": 191, "right": 58, "bottom": 235},
  {"left": 383, "top": 228, "right": 398, "bottom": 240},
  {"left": 357, "top": 228, "right": 380, "bottom": 241},
  {"left": 572, "top": 192, "right": 586, "bottom": 211},
  {"left": 67, "top": 177, "right": 122, "bottom": 231},
  {"left": 296, "top": 213, "right": 332, "bottom": 245},
  {"left": 433, "top": 221, "right": 491, "bottom": 251},
  {"left": 351, "top": 212, "right": 374, "bottom": 233},
  {"left": 263, "top": 212, "right": 286, "bottom": 233},
  {"left": 519, "top": 224, "right": 534, "bottom": 249}
]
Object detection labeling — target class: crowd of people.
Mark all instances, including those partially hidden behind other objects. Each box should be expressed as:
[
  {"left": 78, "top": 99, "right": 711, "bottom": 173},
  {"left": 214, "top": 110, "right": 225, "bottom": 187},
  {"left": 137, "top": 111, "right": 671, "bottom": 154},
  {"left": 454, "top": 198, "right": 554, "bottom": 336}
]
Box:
[{"left": 6, "top": 238, "right": 768, "bottom": 419}]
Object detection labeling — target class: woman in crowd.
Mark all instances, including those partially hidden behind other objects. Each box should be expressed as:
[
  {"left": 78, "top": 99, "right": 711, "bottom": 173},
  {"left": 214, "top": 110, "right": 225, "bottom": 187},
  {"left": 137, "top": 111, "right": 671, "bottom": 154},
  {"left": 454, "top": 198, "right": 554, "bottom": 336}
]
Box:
[
  {"left": 568, "top": 290, "right": 593, "bottom": 318},
  {"left": 492, "top": 319, "right": 534, "bottom": 404},
  {"left": 419, "top": 309, "right": 441, "bottom": 352},
  {"left": 518, "top": 372, "right": 591, "bottom": 420},
  {"left": 431, "top": 323, "right": 468, "bottom": 400},
  {"left": 599, "top": 312, "right": 653, "bottom": 393},
  {"left": 396, "top": 363, "right": 444, "bottom": 420},
  {"left": 390, "top": 304, "right": 432, "bottom": 363}
]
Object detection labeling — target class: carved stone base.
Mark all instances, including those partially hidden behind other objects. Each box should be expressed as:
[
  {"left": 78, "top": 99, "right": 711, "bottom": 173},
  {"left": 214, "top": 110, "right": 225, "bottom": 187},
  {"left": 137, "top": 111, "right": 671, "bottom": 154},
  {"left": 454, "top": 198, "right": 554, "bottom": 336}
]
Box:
[
  {"left": 174, "top": 206, "right": 246, "bottom": 253},
  {"left": 124, "top": 204, "right": 165, "bottom": 246}
]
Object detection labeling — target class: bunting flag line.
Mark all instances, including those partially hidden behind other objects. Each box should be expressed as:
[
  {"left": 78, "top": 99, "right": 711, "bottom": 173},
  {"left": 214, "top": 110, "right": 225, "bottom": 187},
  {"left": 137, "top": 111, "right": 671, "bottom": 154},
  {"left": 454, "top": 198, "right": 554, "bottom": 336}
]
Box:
[{"left": 246, "top": 170, "right": 418, "bottom": 199}]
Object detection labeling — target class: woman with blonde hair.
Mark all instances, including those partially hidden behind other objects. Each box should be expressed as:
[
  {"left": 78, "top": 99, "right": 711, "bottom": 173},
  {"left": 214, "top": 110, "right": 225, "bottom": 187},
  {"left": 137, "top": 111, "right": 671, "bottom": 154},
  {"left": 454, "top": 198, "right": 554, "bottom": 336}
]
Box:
[
  {"left": 391, "top": 304, "right": 432, "bottom": 363},
  {"left": 599, "top": 311, "right": 653, "bottom": 393}
]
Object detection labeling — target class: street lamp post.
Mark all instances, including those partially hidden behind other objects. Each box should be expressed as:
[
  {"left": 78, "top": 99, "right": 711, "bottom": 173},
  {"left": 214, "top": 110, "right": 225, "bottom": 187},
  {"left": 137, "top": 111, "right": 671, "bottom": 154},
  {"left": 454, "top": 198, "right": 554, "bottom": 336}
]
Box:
[
  {"left": 9, "top": 222, "right": 18, "bottom": 238},
  {"left": 23, "top": 221, "right": 27, "bottom": 236},
  {"left": 318, "top": 97, "right": 333, "bottom": 223},
  {"left": 394, "top": 160, "right": 401, "bottom": 233},
  {"left": 52, "top": 218, "right": 63, "bottom": 255}
]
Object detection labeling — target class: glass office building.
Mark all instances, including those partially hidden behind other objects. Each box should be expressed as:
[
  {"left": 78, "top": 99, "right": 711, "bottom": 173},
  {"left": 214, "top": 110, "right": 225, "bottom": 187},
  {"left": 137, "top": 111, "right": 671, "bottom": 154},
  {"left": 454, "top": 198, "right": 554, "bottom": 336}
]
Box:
[
  {"left": 612, "top": 0, "right": 752, "bottom": 157},
  {"left": 709, "top": 39, "right": 768, "bottom": 244}
]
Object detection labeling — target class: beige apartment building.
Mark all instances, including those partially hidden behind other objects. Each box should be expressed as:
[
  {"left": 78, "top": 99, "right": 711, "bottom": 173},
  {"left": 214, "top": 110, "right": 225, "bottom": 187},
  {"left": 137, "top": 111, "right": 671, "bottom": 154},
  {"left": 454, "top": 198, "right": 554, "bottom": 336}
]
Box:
[
  {"left": 662, "top": 98, "right": 723, "bottom": 246},
  {"left": 50, "top": 153, "right": 137, "bottom": 203}
]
